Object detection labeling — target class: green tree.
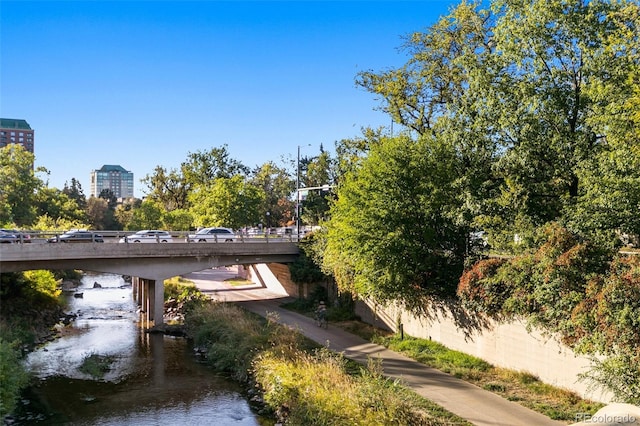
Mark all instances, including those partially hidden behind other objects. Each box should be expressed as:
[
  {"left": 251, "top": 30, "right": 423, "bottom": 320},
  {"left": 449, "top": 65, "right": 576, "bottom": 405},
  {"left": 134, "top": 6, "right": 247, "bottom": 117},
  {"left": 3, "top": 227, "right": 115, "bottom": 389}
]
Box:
[
  {"left": 301, "top": 147, "right": 335, "bottom": 227},
  {"left": 114, "top": 198, "right": 142, "bottom": 230},
  {"left": 62, "top": 178, "right": 87, "bottom": 211},
  {"left": 0, "top": 145, "right": 43, "bottom": 226},
  {"left": 127, "top": 199, "right": 163, "bottom": 230},
  {"left": 356, "top": 1, "right": 500, "bottom": 248},
  {"left": 86, "top": 197, "right": 109, "bottom": 230},
  {"left": 95, "top": 190, "right": 120, "bottom": 230},
  {"left": 188, "top": 175, "right": 264, "bottom": 230},
  {"left": 323, "top": 134, "right": 466, "bottom": 312},
  {"left": 141, "top": 165, "right": 189, "bottom": 211},
  {"left": 162, "top": 208, "right": 193, "bottom": 231},
  {"left": 35, "top": 187, "right": 87, "bottom": 223},
  {"left": 181, "top": 145, "right": 249, "bottom": 188},
  {"left": 250, "top": 161, "right": 296, "bottom": 227},
  {"left": 566, "top": 0, "right": 640, "bottom": 241},
  {"left": 357, "top": 0, "right": 640, "bottom": 250}
]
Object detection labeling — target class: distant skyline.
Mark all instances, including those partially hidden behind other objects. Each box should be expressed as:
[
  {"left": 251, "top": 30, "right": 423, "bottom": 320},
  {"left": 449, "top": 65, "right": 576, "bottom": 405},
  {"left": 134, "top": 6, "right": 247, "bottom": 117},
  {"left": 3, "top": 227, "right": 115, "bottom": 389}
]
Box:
[{"left": 1, "top": 1, "right": 456, "bottom": 198}]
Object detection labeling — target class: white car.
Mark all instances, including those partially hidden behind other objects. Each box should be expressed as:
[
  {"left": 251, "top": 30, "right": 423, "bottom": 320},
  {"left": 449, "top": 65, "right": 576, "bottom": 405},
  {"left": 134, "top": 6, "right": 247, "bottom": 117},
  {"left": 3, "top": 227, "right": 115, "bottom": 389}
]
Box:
[
  {"left": 187, "top": 227, "right": 236, "bottom": 242},
  {"left": 119, "top": 230, "right": 173, "bottom": 243}
]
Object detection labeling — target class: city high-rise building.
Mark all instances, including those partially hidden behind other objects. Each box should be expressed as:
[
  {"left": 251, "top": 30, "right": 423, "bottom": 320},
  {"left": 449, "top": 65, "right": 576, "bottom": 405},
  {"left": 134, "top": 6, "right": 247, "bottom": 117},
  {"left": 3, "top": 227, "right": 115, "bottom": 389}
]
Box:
[
  {"left": 90, "top": 165, "right": 134, "bottom": 199},
  {"left": 0, "top": 118, "right": 34, "bottom": 153}
]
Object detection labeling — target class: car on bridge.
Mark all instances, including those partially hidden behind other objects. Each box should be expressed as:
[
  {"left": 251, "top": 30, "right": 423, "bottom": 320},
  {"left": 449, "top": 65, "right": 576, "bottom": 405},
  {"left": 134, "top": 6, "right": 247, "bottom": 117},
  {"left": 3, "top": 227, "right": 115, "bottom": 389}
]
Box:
[
  {"left": 47, "top": 230, "right": 104, "bottom": 243},
  {"left": 187, "top": 227, "right": 237, "bottom": 242},
  {"left": 118, "top": 230, "right": 173, "bottom": 243},
  {"left": 0, "top": 229, "right": 31, "bottom": 243},
  {"left": 0, "top": 230, "right": 18, "bottom": 244}
]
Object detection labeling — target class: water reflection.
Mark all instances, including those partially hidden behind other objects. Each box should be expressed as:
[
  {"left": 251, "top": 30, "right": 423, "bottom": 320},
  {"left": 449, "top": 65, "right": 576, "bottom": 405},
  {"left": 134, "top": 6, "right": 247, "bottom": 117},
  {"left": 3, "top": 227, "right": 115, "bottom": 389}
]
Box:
[{"left": 15, "top": 272, "right": 262, "bottom": 425}]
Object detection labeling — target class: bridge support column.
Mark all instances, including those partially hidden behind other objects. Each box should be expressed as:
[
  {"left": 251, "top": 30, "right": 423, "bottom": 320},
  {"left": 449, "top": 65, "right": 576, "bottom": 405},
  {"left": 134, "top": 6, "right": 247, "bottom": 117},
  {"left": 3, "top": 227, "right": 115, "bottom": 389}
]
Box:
[
  {"left": 132, "top": 277, "right": 165, "bottom": 326},
  {"left": 153, "top": 279, "right": 164, "bottom": 326},
  {"left": 132, "top": 276, "right": 139, "bottom": 302},
  {"left": 147, "top": 279, "right": 155, "bottom": 322}
]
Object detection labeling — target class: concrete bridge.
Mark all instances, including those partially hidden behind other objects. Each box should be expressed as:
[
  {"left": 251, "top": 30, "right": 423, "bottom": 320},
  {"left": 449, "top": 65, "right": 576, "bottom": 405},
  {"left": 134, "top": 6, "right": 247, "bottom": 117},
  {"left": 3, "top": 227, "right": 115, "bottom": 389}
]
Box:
[{"left": 0, "top": 242, "right": 299, "bottom": 325}]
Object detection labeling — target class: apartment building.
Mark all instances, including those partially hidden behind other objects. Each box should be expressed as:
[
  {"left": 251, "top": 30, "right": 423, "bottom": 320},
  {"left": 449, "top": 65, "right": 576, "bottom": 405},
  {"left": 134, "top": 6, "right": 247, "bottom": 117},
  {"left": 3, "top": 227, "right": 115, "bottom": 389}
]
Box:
[
  {"left": 0, "top": 118, "right": 34, "bottom": 153},
  {"left": 90, "top": 165, "right": 134, "bottom": 199}
]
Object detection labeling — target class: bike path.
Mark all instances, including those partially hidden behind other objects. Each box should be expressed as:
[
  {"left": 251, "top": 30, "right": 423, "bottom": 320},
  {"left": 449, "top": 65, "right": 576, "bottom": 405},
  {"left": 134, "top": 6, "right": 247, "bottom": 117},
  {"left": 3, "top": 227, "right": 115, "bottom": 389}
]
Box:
[
  {"left": 188, "top": 272, "right": 564, "bottom": 425},
  {"left": 223, "top": 298, "right": 562, "bottom": 424}
]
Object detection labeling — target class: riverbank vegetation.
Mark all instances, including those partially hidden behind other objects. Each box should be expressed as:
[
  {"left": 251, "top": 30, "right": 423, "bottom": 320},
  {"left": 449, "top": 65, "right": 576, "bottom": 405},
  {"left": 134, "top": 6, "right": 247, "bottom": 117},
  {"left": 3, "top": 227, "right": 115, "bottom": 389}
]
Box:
[
  {"left": 0, "top": 270, "right": 70, "bottom": 418},
  {"left": 184, "top": 301, "right": 470, "bottom": 425}
]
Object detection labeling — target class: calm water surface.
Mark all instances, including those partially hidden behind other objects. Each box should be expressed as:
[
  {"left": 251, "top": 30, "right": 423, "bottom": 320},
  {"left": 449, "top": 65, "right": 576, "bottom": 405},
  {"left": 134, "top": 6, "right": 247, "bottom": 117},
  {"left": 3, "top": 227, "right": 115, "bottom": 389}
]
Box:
[{"left": 13, "top": 272, "right": 264, "bottom": 425}]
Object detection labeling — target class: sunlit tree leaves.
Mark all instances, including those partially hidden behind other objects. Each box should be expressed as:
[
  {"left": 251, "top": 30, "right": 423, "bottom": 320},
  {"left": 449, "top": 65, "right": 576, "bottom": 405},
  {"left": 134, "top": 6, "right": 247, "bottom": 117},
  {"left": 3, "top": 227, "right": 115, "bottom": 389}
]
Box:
[{"left": 323, "top": 134, "right": 466, "bottom": 312}]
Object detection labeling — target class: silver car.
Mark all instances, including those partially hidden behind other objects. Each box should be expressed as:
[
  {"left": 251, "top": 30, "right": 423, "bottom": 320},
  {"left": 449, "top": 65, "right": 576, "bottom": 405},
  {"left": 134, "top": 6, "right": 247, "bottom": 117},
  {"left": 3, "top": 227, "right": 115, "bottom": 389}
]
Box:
[
  {"left": 119, "top": 230, "right": 173, "bottom": 243},
  {"left": 187, "top": 227, "right": 236, "bottom": 242}
]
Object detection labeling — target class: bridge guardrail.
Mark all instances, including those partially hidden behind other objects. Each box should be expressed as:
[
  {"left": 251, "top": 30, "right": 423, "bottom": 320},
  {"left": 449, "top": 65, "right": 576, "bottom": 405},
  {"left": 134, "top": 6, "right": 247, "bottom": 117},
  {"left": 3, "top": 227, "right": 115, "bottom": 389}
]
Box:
[{"left": 2, "top": 230, "right": 305, "bottom": 244}]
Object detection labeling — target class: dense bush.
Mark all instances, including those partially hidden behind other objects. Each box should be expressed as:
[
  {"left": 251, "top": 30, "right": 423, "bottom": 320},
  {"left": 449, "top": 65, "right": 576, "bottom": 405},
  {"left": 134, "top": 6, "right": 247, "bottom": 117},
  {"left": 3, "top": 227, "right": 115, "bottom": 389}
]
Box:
[
  {"left": 163, "top": 276, "right": 208, "bottom": 308},
  {"left": 0, "top": 339, "right": 30, "bottom": 418},
  {"left": 457, "top": 258, "right": 506, "bottom": 317},
  {"left": 184, "top": 302, "right": 290, "bottom": 381},
  {"left": 0, "top": 270, "right": 66, "bottom": 420},
  {"left": 457, "top": 223, "right": 640, "bottom": 402},
  {"left": 573, "top": 255, "right": 640, "bottom": 403}
]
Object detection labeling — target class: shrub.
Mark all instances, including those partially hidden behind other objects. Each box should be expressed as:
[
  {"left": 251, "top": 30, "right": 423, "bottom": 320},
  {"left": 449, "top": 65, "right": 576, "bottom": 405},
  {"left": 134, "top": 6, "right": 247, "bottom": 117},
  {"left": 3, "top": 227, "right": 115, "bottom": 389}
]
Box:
[
  {"left": 184, "top": 302, "right": 297, "bottom": 381},
  {"left": 458, "top": 223, "right": 640, "bottom": 403},
  {"left": 163, "top": 276, "right": 208, "bottom": 312},
  {"left": 0, "top": 339, "right": 29, "bottom": 418},
  {"left": 457, "top": 258, "right": 506, "bottom": 317},
  {"left": 575, "top": 255, "right": 640, "bottom": 402},
  {"left": 253, "top": 348, "right": 454, "bottom": 425}
]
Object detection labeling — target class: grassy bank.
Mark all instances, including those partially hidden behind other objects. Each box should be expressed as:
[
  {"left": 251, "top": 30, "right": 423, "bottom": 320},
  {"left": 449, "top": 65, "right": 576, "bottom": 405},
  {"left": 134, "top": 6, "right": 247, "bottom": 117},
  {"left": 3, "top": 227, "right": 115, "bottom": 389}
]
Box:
[
  {"left": 184, "top": 301, "right": 471, "bottom": 425},
  {"left": 335, "top": 321, "right": 604, "bottom": 423},
  {"left": 0, "top": 270, "right": 70, "bottom": 418}
]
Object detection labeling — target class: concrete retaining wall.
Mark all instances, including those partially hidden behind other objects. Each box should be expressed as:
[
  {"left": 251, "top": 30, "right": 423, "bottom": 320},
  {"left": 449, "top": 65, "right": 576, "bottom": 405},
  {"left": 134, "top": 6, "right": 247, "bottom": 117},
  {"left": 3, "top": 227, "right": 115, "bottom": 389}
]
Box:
[{"left": 355, "top": 299, "right": 613, "bottom": 403}]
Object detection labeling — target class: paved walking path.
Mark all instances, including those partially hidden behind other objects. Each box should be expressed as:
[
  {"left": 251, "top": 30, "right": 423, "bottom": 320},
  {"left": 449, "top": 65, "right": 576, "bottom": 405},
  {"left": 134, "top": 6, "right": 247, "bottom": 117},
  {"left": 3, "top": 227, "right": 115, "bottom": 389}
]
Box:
[{"left": 187, "top": 268, "right": 564, "bottom": 426}]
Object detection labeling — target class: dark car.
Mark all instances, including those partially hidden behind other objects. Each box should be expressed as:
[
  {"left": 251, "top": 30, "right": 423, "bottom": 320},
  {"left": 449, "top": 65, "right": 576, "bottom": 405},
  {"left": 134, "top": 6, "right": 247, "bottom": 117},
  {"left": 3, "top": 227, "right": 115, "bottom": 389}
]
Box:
[
  {"left": 47, "top": 230, "right": 104, "bottom": 243},
  {"left": 0, "top": 230, "right": 18, "bottom": 243},
  {"left": 0, "top": 229, "right": 31, "bottom": 243}
]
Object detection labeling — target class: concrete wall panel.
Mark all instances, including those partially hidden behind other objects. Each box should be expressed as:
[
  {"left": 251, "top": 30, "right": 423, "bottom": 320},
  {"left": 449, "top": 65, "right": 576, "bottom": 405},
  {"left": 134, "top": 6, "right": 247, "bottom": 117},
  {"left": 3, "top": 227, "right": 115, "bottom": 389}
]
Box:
[{"left": 355, "top": 299, "right": 612, "bottom": 403}]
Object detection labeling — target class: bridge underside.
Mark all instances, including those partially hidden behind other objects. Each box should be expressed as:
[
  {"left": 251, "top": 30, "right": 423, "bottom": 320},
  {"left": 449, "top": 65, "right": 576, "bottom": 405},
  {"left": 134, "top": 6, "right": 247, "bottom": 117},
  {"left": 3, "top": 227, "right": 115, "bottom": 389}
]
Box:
[
  {"left": 0, "top": 243, "right": 299, "bottom": 325},
  {"left": 2, "top": 253, "right": 297, "bottom": 279}
]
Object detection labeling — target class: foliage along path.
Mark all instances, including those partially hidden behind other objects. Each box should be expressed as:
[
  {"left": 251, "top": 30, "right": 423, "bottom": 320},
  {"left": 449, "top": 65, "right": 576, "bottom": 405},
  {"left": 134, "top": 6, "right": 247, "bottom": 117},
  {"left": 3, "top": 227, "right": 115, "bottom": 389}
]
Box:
[{"left": 189, "top": 270, "right": 563, "bottom": 426}]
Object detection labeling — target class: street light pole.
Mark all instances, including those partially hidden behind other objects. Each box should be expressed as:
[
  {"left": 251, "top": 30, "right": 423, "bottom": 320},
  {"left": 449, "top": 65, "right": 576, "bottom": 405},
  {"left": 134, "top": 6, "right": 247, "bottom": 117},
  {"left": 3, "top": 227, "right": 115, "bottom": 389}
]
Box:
[
  {"left": 296, "top": 144, "right": 311, "bottom": 240},
  {"left": 296, "top": 145, "right": 301, "bottom": 240}
]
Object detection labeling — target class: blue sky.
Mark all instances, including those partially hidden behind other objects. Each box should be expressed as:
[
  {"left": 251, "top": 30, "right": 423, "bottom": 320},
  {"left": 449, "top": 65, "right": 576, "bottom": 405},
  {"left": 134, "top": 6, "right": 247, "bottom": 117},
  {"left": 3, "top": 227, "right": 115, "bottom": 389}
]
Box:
[{"left": 2, "top": 1, "right": 455, "bottom": 198}]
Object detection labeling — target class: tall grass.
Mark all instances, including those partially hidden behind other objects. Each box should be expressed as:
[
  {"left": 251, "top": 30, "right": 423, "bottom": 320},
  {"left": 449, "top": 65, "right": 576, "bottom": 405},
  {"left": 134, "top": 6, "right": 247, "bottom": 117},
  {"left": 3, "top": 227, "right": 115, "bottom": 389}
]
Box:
[
  {"left": 254, "top": 348, "right": 468, "bottom": 425},
  {"left": 184, "top": 302, "right": 284, "bottom": 381},
  {"left": 184, "top": 302, "right": 470, "bottom": 425},
  {"left": 164, "top": 276, "right": 207, "bottom": 303}
]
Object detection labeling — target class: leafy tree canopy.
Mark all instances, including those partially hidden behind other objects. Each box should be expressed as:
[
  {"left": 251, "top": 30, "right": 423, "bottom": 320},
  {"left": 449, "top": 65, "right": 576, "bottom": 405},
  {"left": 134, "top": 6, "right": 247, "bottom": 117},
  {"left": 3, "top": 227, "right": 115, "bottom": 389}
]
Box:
[
  {"left": 0, "top": 145, "right": 43, "bottom": 226},
  {"left": 188, "top": 175, "right": 264, "bottom": 230},
  {"left": 323, "top": 134, "right": 466, "bottom": 312}
]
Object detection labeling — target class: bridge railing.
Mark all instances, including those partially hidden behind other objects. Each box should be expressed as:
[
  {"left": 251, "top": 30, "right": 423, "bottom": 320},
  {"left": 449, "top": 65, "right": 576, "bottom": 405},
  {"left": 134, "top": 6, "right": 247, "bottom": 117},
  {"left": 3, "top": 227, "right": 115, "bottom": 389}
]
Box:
[{"left": 2, "top": 230, "right": 308, "bottom": 244}]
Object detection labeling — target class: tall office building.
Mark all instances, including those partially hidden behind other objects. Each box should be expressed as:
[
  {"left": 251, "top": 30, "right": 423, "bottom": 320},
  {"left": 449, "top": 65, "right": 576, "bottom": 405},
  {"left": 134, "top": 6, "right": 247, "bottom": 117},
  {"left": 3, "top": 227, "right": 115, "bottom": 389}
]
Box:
[
  {"left": 90, "top": 165, "right": 134, "bottom": 199},
  {"left": 0, "top": 118, "right": 34, "bottom": 153}
]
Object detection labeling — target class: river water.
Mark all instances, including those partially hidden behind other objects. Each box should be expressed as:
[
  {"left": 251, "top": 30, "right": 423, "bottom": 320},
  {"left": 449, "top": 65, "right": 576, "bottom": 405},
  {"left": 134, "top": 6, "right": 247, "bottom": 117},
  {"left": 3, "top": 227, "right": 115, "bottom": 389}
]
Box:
[{"left": 11, "top": 272, "right": 265, "bottom": 425}]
